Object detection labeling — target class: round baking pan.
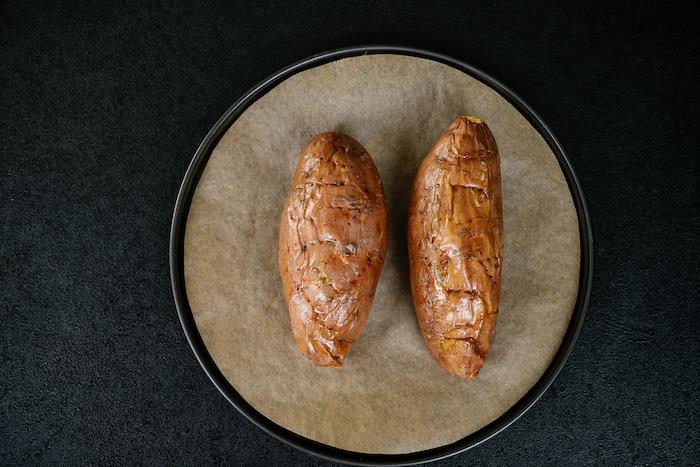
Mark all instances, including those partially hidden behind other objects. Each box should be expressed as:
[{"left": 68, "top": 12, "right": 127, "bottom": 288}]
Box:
[{"left": 170, "top": 45, "right": 593, "bottom": 465}]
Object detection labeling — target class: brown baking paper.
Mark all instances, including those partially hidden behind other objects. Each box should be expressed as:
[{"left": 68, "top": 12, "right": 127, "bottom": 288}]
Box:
[{"left": 184, "top": 55, "right": 580, "bottom": 454}]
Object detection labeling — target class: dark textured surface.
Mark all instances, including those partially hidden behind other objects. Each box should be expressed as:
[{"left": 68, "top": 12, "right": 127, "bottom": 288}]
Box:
[{"left": 2, "top": 0, "right": 698, "bottom": 465}]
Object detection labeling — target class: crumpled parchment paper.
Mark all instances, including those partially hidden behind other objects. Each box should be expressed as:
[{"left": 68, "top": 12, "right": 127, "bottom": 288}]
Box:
[{"left": 183, "top": 55, "right": 580, "bottom": 454}]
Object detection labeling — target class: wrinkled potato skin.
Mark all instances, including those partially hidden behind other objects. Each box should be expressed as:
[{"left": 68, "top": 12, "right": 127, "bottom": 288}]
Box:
[
  {"left": 408, "top": 117, "right": 503, "bottom": 378},
  {"left": 279, "top": 132, "right": 388, "bottom": 367}
]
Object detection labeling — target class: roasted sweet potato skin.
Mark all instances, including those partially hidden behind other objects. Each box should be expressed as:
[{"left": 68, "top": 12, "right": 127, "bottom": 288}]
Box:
[
  {"left": 279, "top": 132, "right": 388, "bottom": 367},
  {"left": 408, "top": 117, "right": 503, "bottom": 378}
]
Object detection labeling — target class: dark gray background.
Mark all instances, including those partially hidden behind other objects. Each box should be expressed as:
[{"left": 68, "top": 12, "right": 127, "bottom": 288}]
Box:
[{"left": 2, "top": 1, "right": 698, "bottom": 465}]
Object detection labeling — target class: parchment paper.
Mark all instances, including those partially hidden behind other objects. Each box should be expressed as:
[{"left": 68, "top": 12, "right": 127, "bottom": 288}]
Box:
[{"left": 184, "top": 55, "right": 580, "bottom": 454}]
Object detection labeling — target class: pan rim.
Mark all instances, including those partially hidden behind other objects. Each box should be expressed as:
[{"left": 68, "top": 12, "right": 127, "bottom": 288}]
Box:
[{"left": 169, "top": 45, "right": 593, "bottom": 466}]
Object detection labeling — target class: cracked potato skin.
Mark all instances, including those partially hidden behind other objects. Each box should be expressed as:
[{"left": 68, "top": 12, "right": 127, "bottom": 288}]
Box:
[
  {"left": 279, "top": 132, "right": 388, "bottom": 367},
  {"left": 408, "top": 117, "right": 503, "bottom": 378}
]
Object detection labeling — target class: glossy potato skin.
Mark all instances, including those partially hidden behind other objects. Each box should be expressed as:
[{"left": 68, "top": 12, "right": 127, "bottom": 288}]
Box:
[
  {"left": 408, "top": 117, "right": 503, "bottom": 378},
  {"left": 279, "top": 132, "right": 388, "bottom": 367}
]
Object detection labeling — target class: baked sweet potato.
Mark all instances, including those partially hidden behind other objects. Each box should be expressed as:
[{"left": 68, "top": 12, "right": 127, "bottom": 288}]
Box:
[
  {"left": 279, "top": 132, "right": 388, "bottom": 367},
  {"left": 408, "top": 116, "right": 503, "bottom": 378}
]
